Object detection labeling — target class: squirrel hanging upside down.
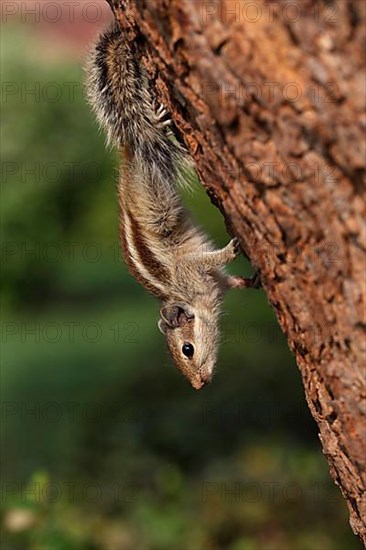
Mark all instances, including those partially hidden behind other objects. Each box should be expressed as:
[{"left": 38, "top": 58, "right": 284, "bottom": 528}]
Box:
[{"left": 86, "top": 22, "right": 259, "bottom": 390}]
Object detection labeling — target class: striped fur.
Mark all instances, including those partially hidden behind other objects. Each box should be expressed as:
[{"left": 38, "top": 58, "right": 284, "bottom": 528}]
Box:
[{"left": 86, "top": 22, "right": 243, "bottom": 389}]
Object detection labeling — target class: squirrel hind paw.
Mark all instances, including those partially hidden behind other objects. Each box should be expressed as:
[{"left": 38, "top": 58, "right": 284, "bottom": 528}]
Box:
[
  {"left": 227, "top": 273, "right": 262, "bottom": 290},
  {"left": 153, "top": 103, "right": 172, "bottom": 129}
]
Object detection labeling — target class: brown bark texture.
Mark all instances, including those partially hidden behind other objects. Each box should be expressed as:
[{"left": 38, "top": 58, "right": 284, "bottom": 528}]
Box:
[{"left": 106, "top": 0, "right": 366, "bottom": 542}]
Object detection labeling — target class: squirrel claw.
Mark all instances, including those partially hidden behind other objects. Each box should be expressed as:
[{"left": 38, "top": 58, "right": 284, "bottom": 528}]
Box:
[
  {"left": 154, "top": 104, "right": 172, "bottom": 128},
  {"left": 229, "top": 237, "right": 241, "bottom": 258},
  {"left": 156, "top": 104, "right": 166, "bottom": 117}
]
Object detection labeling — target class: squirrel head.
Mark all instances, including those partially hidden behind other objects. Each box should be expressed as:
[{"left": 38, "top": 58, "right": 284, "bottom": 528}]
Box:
[{"left": 158, "top": 302, "right": 219, "bottom": 390}]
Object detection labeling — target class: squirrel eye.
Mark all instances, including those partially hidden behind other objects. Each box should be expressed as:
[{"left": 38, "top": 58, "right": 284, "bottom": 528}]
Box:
[{"left": 182, "top": 342, "right": 194, "bottom": 358}]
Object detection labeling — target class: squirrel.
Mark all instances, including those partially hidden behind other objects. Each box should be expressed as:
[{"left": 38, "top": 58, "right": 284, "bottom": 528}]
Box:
[{"left": 86, "top": 22, "right": 259, "bottom": 390}]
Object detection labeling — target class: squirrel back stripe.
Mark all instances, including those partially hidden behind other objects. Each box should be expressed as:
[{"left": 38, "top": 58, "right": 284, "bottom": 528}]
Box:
[{"left": 120, "top": 206, "right": 168, "bottom": 299}]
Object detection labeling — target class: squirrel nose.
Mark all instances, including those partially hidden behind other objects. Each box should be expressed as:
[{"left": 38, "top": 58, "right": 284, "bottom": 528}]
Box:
[
  {"left": 200, "top": 371, "right": 212, "bottom": 385},
  {"left": 191, "top": 378, "right": 205, "bottom": 390},
  {"left": 191, "top": 371, "right": 212, "bottom": 390}
]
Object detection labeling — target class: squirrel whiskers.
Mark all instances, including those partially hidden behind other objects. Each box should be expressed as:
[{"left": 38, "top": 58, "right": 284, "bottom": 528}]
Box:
[{"left": 86, "top": 22, "right": 252, "bottom": 390}]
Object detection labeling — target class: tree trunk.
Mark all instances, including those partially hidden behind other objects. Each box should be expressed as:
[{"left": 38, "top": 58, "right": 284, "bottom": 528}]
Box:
[{"left": 106, "top": 0, "right": 366, "bottom": 542}]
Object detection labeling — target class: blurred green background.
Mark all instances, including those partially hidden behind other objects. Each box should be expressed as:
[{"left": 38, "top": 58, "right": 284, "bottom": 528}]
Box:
[{"left": 1, "top": 19, "right": 361, "bottom": 550}]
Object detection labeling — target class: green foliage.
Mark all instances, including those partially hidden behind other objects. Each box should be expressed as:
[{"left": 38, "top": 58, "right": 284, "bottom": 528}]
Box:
[{"left": 1, "top": 24, "right": 360, "bottom": 550}]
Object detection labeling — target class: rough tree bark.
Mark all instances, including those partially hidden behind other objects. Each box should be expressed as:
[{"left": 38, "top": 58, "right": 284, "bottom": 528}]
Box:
[{"left": 105, "top": 0, "right": 365, "bottom": 542}]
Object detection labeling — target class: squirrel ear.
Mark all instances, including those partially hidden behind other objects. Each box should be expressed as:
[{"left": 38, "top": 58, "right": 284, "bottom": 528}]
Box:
[
  {"left": 160, "top": 303, "right": 194, "bottom": 328},
  {"left": 158, "top": 319, "right": 168, "bottom": 334},
  {"left": 160, "top": 305, "right": 182, "bottom": 328}
]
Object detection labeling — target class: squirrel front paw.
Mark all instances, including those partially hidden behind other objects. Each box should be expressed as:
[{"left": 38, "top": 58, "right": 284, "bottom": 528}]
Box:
[{"left": 226, "top": 237, "right": 241, "bottom": 261}]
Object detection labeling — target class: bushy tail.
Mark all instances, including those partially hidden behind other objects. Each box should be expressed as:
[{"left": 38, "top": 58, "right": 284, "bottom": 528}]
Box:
[{"left": 86, "top": 22, "right": 192, "bottom": 189}]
